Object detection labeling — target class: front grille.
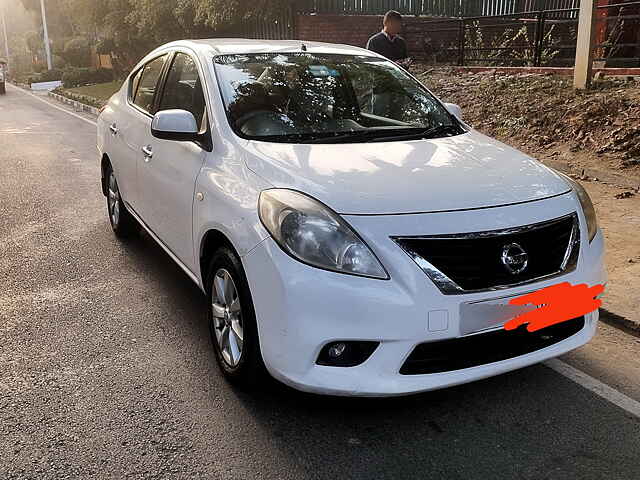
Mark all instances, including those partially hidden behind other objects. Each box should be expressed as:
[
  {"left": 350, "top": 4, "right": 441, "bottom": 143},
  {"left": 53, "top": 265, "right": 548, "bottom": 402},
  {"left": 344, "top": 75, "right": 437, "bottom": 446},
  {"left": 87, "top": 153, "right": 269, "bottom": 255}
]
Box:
[
  {"left": 400, "top": 316, "right": 585, "bottom": 375},
  {"left": 393, "top": 213, "right": 579, "bottom": 294}
]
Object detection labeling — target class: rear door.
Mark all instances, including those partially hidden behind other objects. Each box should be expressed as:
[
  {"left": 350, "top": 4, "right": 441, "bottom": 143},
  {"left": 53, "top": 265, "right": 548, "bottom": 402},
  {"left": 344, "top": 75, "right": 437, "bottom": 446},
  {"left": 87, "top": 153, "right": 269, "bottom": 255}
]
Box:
[{"left": 138, "top": 51, "right": 210, "bottom": 272}]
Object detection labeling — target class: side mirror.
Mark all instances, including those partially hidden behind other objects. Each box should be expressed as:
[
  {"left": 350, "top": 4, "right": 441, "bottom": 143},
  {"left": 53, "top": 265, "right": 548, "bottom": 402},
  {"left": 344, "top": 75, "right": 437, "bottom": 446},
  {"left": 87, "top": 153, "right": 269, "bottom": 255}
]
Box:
[
  {"left": 444, "top": 103, "right": 462, "bottom": 121},
  {"left": 151, "top": 109, "right": 199, "bottom": 142}
]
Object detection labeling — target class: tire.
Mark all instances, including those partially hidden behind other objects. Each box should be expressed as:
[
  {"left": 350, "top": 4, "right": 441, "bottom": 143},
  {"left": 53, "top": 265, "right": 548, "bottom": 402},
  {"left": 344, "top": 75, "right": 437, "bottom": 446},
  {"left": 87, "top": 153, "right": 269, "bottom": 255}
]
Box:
[
  {"left": 105, "top": 164, "right": 139, "bottom": 238},
  {"left": 0, "top": 83, "right": 5, "bottom": 95},
  {"left": 206, "top": 247, "right": 266, "bottom": 388}
]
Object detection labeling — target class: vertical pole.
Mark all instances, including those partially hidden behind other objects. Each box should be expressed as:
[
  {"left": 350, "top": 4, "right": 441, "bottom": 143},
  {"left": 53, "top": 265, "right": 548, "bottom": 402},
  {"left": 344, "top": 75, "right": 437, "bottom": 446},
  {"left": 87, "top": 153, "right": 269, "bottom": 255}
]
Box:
[
  {"left": 534, "top": 10, "right": 545, "bottom": 67},
  {"left": 0, "top": 6, "right": 11, "bottom": 71},
  {"left": 40, "top": 0, "right": 52, "bottom": 70},
  {"left": 458, "top": 19, "right": 465, "bottom": 66},
  {"left": 574, "top": 0, "right": 597, "bottom": 89},
  {"left": 1, "top": 6, "right": 9, "bottom": 65}
]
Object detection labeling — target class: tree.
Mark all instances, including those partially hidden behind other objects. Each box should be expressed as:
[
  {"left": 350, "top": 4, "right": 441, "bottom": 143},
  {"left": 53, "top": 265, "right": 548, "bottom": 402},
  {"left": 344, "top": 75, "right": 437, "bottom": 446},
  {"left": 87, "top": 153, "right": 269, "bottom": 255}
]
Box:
[
  {"left": 18, "top": 0, "right": 299, "bottom": 74},
  {"left": 20, "top": 0, "right": 77, "bottom": 38},
  {"left": 184, "top": 0, "right": 296, "bottom": 31},
  {"left": 61, "top": 36, "right": 91, "bottom": 66}
]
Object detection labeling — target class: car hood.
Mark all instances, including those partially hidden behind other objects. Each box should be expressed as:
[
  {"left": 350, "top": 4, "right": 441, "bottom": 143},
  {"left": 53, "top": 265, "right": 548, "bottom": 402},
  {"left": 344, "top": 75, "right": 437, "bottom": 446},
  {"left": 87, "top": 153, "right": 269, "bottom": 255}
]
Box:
[{"left": 243, "top": 130, "right": 571, "bottom": 215}]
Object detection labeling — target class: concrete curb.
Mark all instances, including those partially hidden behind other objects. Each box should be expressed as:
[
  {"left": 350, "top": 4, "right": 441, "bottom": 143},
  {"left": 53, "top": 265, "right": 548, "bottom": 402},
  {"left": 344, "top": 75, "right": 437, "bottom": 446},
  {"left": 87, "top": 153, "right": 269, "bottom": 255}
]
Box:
[
  {"left": 48, "top": 91, "right": 100, "bottom": 116},
  {"left": 600, "top": 309, "right": 640, "bottom": 338}
]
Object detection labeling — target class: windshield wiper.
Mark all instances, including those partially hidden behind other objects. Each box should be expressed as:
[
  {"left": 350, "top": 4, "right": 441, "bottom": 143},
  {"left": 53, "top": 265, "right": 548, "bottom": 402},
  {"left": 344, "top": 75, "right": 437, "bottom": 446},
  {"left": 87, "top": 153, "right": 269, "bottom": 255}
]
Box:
[
  {"left": 306, "top": 124, "right": 463, "bottom": 144},
  {"left": 369, "top": 124, "right": 462, "bottom": 142}
]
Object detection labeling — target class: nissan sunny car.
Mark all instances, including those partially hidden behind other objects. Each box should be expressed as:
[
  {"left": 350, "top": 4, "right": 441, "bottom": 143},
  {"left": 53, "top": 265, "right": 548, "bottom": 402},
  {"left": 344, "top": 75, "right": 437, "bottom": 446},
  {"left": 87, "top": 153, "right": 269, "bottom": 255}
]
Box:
[{"left": 97, "top": 39, "right": 605, "bottom": 396}]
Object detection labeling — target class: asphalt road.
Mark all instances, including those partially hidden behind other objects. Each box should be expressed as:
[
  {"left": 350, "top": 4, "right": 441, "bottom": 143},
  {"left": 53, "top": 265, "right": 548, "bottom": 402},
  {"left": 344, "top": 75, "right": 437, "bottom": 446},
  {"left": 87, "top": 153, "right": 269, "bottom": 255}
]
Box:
[{"left": 1, "top": 84, "right": 639, "bottom": 480}]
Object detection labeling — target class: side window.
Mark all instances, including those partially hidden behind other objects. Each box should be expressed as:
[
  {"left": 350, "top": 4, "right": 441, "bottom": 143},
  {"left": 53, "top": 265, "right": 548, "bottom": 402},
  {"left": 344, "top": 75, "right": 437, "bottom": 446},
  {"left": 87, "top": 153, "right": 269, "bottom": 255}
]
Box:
[
  {"left": 132, "top": 55, "right": 168, "bottom": 113},
  {"left": 129, "top": 68, "right": 143, "bottom": 102},
  {"left": 158, "top": 53, "right": 206, "bottom": 129}
]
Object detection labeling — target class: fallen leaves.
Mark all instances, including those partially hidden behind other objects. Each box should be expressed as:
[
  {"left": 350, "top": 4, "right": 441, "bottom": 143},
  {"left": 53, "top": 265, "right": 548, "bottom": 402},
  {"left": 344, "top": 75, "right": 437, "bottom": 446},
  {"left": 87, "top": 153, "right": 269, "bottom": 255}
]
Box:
[{"left": 418, "top": 68, "right": 640, "bottom": 171}]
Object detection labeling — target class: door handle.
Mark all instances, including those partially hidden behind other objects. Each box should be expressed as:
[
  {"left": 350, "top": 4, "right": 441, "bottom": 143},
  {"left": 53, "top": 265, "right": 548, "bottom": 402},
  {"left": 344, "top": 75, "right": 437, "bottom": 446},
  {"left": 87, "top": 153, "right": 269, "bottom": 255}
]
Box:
[
  {"left": 109, "top": 123, "right": 118, "bottom": 135},
  {"left": 141, "top": 145, "right": 153, "bottom": 161}
]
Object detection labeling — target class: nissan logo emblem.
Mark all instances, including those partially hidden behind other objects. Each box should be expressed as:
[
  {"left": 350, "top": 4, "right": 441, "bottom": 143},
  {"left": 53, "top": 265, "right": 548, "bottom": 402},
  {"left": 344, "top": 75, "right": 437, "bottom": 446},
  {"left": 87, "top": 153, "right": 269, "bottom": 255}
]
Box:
[{"left": 501, "top": 242, "right": 529, "bottom": 275}]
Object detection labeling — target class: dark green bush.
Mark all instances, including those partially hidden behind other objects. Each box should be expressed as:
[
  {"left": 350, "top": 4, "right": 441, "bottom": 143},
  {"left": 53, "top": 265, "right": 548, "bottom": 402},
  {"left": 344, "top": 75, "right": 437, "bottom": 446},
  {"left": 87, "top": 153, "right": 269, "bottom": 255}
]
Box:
[
  {"left": 39, "top": 69, "right": 64, "bottom": 82},
  {"left": 62, "top": 67, "right": 114, "bottom": 88},
  {"left": 27, "top": 73, "right": 43, "bottom": 84},
  {"left": 62, "top": 37, "right": 92, "bottom": 67},
  {"left": 96, "top": 38, "right": 116, "bottom": 55}
]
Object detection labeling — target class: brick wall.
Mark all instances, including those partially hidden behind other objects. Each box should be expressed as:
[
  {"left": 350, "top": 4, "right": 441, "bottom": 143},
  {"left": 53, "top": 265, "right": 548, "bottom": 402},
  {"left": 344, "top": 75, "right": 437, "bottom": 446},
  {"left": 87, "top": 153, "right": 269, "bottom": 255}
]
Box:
[{"left": 295, "top": 14, "right": 459, "bottom": 60}]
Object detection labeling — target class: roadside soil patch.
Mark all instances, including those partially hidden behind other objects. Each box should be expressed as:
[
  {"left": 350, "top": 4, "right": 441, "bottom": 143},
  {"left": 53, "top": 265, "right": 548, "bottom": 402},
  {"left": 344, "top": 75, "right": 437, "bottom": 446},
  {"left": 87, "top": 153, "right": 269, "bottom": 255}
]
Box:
[{"left": 419, "top": 68, "right": 640, "bottom": 179}]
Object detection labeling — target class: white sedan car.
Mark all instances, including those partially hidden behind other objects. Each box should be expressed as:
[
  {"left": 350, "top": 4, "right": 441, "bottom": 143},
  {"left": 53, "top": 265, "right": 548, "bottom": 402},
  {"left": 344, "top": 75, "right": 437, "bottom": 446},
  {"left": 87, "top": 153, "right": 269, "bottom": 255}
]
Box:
[{"left": 97, "top": 39, "right": 605, "bottom": 396}]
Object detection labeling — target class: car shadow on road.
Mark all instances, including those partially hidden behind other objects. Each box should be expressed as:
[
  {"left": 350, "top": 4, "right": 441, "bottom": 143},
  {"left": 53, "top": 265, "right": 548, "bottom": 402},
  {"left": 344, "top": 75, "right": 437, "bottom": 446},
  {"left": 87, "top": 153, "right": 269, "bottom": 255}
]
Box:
[
  {"left": 228, "top": 363, "right": 637, "bottom": 479},
  {"left": 115, "top": 228, "right": 638, "bottom": 480}
]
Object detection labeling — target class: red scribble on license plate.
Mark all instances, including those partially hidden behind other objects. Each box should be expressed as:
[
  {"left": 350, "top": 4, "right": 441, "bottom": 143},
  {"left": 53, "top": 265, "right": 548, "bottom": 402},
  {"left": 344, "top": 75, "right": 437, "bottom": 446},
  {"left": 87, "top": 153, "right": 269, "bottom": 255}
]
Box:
[{"left": 504, "top": 282, "right": 605, "bottom": 332}]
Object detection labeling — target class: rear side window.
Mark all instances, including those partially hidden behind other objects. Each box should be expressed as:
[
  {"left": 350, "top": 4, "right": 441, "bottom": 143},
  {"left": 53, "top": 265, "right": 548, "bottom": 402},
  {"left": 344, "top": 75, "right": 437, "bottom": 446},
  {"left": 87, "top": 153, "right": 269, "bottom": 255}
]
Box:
[
  {"left": 159, "top": 53, "right": 207, "bottom": 129},
  {"left": 132, "top": 55, "right": 168, "bottom": 113}
]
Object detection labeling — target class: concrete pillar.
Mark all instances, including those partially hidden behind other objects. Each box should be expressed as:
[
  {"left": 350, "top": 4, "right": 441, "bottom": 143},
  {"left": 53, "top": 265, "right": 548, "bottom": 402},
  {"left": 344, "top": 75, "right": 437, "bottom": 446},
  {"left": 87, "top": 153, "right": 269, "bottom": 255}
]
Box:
[{"left": 574, "top": 0, "right": 598, "bottom": 89}]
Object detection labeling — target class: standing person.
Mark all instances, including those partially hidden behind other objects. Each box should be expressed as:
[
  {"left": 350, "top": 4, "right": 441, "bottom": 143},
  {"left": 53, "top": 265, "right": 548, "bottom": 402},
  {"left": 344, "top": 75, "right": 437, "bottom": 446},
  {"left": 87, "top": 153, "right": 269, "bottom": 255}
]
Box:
[{"left": 366, "top": 10, "right": 410, "bottom": 64}]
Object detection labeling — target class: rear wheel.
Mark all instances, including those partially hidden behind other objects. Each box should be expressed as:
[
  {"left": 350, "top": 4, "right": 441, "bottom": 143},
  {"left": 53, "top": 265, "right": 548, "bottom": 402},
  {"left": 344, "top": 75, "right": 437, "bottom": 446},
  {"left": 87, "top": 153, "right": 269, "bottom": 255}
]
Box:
[
  {"left": 106, "top": 165, "right": 138, "bottom": 238},
  {"left": 206, "top": 247, "right": 266, "bottom": 388}
]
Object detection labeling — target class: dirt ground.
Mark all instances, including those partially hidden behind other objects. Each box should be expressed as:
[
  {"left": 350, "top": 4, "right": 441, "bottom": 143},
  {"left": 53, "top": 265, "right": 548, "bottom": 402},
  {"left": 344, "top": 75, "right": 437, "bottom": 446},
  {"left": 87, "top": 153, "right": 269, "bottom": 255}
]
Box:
[
  {"left": 419, "top": 68, "right": 640, "bottom": 327},
  {"left": 419, "top": 68, "right": 640, "bottom": 176},
  {"left": 581, "top": 180, "right": 640, "bottom": 328}
]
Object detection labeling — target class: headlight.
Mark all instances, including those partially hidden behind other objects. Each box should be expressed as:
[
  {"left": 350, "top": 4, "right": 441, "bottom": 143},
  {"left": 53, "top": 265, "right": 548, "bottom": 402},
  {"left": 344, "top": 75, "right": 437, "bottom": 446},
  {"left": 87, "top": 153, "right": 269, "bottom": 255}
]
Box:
[
  {"left": 259, "top": 189, "right": 388, "bottom": 279},
  {"left": 563, "top": 175, "right": 598, "bottom": 242}
]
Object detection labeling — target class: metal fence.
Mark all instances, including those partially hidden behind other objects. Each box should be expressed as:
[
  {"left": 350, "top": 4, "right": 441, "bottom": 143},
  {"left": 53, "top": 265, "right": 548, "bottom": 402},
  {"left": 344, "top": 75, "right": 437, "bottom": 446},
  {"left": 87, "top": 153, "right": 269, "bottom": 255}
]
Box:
[
  {"left": 240, "top": 7, "right": 296, "bottom": 40},
  {"left": 241, "top": 1, "right": 640, "bottom": 69},
  {"left": 296, "top": 0, "right": 580, "bottom": 17},
  {"left": 243, "top": 1, "right": 582, "bottom": 44},
  {"left": 420, "top": 1, "right": 640, "bottom": 67}
]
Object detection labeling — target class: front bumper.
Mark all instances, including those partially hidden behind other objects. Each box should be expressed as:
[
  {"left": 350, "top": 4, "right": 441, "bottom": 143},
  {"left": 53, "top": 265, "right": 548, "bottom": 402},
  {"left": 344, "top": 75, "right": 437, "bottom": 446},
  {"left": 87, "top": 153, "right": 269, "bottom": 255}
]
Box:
[{"left": 242, "top": 192, "right": 606, "bottom": 396}]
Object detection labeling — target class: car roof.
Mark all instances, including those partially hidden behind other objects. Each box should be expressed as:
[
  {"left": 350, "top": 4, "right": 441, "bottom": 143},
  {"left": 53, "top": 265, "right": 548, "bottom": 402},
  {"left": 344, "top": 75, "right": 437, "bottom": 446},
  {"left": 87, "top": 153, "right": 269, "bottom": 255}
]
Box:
[{"left": 160, "top": 38, "right": 379, "bottom": 58}]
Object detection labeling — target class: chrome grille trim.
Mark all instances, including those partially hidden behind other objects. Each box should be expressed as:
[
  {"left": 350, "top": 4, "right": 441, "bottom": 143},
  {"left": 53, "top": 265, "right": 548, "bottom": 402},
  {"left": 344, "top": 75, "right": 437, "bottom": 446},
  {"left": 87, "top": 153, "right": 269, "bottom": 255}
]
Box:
[{"left": 392, "top": 213, "right": 580, "bottom": 295}]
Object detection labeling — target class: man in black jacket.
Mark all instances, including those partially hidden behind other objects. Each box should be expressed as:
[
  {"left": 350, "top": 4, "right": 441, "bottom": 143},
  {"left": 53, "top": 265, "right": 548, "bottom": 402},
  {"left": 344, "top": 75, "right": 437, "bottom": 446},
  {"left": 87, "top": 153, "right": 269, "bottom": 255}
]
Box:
[{"left": 366, "top": 11, "right": 409, "bottom": 63}]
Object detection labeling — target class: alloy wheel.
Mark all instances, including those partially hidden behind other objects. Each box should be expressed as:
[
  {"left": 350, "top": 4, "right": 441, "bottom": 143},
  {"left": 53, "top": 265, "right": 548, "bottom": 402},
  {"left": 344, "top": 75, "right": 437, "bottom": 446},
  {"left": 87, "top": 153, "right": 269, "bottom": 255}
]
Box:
[
  {"left": 108, "top": 171, "right": 120, "bottom": 227},
  {"left": 211, "top": 268, "right": 244, "bottom": 367}
]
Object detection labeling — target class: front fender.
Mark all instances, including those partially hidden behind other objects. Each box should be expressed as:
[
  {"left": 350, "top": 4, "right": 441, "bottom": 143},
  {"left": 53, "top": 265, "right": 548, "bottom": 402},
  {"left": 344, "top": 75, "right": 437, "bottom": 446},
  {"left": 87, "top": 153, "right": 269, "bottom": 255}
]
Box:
[{"left": 194, "top": 159, "right": 271, "bottom": 285}]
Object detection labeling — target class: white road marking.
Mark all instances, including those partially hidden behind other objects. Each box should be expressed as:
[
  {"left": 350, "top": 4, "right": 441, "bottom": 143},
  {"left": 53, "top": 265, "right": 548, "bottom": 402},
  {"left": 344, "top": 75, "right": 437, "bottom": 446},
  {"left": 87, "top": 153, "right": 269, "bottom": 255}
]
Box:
[
  {"left": 545, "top": 358, "right": 640, "bottom": 418},
  {"left": 7, "top": 83, "right": 98, "bottom": 127}
]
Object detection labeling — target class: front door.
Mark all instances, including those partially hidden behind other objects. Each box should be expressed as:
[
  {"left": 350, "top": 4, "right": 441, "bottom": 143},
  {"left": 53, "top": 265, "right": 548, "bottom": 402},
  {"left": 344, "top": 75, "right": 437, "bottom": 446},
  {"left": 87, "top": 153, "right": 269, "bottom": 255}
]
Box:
[
  {"left": 138, "top": 52, "right": 209, "bottom": 273},
  {"left": 122, "top": 54, "right": 169, "bottom": 214}
]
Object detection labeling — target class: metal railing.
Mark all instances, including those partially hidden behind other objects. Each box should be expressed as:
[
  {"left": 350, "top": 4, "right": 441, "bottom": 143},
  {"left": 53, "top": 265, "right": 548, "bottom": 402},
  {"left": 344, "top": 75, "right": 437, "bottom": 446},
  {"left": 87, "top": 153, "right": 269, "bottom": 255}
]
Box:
[
  {"left": 240, "top": 7, "right": 296, "bottom": 40},
  {"left": 419, "top": 1, "right": 640, "bottom": 67},
  {"left": 296, "top": 0, "right": 580, "bottom": 17}
]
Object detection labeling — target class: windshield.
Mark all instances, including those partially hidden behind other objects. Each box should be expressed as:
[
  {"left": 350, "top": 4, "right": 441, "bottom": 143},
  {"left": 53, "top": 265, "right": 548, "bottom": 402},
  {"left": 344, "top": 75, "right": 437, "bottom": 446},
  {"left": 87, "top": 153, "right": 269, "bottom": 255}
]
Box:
[{"left": 213, "top": 53, "right": 464, "bottom": 143}]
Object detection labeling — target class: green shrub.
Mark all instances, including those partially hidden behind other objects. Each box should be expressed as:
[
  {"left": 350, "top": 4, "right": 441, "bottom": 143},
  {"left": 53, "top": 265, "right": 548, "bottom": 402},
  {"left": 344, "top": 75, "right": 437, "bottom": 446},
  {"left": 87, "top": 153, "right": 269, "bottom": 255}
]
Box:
[
  {"left": 52, "top": 55, "right": 66, "bottom": 69},
  {"left": 52, "top": 87, "right": 104, "bottom": 108},
  {"left": 62, "top": 67, "right": 114, "bottom": 88},
  {"left": 40, "top": 69, "right": 64, "bottom": 82},
  {"left": 62, "top": 37, "right": 91, "bottom": 67},
  {"left": 27, "top": 73, "right": 42, "bottom": 84},
  {"left": 96, "top": 38, "right": 115, "bottom": 55}
]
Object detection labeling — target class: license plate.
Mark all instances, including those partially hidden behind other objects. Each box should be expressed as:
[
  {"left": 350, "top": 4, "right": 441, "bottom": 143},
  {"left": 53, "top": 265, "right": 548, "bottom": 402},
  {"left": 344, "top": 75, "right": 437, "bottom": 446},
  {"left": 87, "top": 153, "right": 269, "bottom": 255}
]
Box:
[{"left": 459, "top": 293, "right": 539, "bottom": 335}]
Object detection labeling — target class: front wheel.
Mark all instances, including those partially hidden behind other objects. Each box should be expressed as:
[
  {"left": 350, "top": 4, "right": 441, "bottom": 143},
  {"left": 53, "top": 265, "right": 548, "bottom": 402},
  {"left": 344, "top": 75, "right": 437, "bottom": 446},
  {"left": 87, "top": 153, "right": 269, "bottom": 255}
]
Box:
[
  {"left": 206, "top": 247, "right": 266, "bottom": 388},
  {"left": 0, "top": 83, "right": 5, "bottom": 95}
]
